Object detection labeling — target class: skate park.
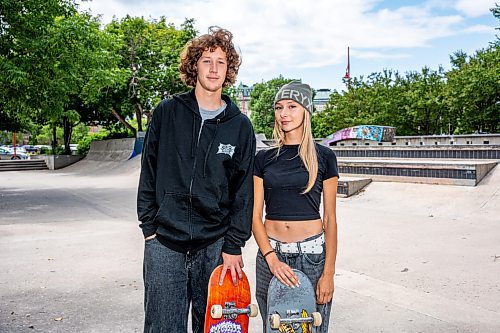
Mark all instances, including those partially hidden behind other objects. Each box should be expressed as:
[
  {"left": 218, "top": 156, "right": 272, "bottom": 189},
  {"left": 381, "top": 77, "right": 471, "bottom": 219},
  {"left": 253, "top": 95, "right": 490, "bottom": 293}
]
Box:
[{"left": 1, "top": 135, "right": 499, "bottom": 332}]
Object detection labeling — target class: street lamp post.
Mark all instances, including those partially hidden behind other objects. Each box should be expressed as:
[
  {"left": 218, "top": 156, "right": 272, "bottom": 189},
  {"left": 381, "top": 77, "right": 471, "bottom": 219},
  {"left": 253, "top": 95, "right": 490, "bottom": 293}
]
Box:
[{"left": 13, "top": 131, "right": 17, "bottom": 158}]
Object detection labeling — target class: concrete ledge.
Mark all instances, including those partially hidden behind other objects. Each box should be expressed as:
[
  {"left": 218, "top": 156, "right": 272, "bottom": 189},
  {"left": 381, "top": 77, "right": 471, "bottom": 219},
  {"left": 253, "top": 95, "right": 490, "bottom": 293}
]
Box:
[
  {"left": 44, "top": 155, "right": 84, "bottom": 170},
  {"left": 327, "top": 133, "right": 500, "bottom": 146},
  {"left": 331, "top": 145, "right": 500, "bottom": 160},
  {"left": 259, "top": 134, "right": 500, "bottom": 147},
  {"left": 338, "top": 159, "right": 498, "bottom": 186},
  {"left": 337, "top": 177, "right": 372, "bottom": 197}
]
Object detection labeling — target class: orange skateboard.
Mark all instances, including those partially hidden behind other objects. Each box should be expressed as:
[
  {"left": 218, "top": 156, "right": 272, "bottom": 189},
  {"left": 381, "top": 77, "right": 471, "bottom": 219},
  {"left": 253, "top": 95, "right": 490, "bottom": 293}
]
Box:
[{"left": 204, "top": 265, "right": 258, "bottom": 333}]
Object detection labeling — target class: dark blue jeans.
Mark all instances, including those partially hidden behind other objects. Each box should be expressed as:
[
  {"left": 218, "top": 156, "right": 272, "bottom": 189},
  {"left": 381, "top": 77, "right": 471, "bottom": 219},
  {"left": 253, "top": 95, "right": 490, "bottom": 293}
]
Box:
[
  {"left": 143, "top": 237, "right": 223, "bottom": 333},
  {"left": 255, "top": 233, "right": 332, "bottom": 333}
]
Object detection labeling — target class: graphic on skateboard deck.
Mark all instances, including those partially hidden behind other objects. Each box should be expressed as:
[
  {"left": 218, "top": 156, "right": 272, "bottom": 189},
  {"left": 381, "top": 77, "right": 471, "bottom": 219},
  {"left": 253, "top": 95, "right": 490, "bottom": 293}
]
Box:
[
  {"left": 266, "top": 269, "right": 322, "bottom": 333},
  {"left": 204, "top": 265, "right": 258, "bottom": 333}
]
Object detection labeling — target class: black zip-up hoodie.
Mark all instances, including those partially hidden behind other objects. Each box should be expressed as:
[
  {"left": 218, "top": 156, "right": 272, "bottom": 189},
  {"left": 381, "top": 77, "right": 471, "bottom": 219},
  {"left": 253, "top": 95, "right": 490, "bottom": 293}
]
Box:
[{"left": 137, "top": 89, "right": 256, "bottom": 255}]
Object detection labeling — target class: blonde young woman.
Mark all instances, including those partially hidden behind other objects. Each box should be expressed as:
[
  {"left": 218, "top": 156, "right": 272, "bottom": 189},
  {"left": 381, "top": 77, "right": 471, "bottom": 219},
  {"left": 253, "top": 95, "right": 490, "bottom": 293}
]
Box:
[{"left": 252, "top": 82, "right": 339, "bottom": 333}]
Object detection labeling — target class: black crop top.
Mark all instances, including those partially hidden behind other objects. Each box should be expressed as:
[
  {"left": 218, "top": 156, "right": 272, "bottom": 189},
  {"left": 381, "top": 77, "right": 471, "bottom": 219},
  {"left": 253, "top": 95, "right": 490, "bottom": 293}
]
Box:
[{"left": 254, "top": 143, "right": 339, "bottom": 221}]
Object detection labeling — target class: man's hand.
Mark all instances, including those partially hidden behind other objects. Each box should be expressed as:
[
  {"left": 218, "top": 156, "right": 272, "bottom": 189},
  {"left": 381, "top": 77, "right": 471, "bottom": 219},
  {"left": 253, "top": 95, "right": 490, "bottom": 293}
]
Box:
[{"left": 219, "top": 252, "right": 244, "bottom": 286}]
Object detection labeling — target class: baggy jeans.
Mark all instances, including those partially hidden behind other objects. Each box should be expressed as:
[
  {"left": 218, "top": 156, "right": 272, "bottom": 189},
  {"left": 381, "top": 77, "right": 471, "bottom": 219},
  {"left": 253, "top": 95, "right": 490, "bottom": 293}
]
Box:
[
  {"left": 143, "top": 237, "right": 223, "bottom": 333},
  {"left": 255, "top": 233, "right": 332, "bottom": 333}
]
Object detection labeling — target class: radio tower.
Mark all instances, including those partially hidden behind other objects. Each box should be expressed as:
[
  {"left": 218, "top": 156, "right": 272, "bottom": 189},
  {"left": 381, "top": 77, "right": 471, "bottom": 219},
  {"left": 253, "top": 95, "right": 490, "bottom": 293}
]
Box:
[{"left": 342, "top": 46, "right": 351, "bottom": 90}]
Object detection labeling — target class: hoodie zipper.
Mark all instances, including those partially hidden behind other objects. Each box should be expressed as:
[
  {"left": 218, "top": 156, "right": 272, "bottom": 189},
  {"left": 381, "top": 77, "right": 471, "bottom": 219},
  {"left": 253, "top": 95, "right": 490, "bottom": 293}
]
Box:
[{"left": 188, "top": 119, "right": 204, "bottom": 241}]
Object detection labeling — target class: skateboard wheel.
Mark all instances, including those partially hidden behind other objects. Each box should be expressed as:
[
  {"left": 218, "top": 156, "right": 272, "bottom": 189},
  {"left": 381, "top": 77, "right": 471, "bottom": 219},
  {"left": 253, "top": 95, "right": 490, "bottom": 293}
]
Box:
[
  {"left": 211, "top": 305, "right": 223, "bottom": 319},
  {"left": 312, "top": 312, "right": 322, "bottom": 327},
  {"left": 270, "top": 314, "right": 281, "bottom": 329},
  {"left": 248, "top": 304, "right": 258, "bottom": 317}
]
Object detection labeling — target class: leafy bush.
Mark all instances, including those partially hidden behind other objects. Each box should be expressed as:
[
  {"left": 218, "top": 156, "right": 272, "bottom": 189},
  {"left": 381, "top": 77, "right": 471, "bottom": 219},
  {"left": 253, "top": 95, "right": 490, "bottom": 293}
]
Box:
[
  {"left": 39, "top": 146, "right": 65, "bottom": 155},
  {"left": 77, "top": 131, "right": 109, "bottom": 155},
  {"left": 105, "top": 122, "right": 136, "bottom": 139},
  {"left": 53, "top": 146, "right": 65, "bottom": 155},
  {"left": 40, "top": 147, "right": 52, "bottom": 155}
]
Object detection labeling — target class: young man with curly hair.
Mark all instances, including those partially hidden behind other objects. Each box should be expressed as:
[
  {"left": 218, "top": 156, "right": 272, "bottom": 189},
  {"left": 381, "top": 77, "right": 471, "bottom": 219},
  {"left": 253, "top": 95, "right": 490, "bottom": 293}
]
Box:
[{"left": 137, "top": 27, "right": 256, "bottom": 332}]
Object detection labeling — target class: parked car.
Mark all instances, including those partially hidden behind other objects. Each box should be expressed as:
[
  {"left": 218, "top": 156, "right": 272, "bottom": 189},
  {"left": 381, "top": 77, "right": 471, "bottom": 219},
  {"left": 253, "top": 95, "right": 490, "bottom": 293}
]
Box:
[
  {"left": 34, "top": 145, "right": 52, "bottom": 150},
  {"left": 22, "top": 145, "right": 39, "bottom": 153},
  {"left": 56, "top": 144, "right": 78, "bottom": 154},
  {"left": 34, "top": 145, "right": 52, "bottom": 154},
  {"left": 2, "top": 145, "right": 27, "bottom": 153},
  {"left": 0, "top": 147, "right": 30, "bottom": 160}
]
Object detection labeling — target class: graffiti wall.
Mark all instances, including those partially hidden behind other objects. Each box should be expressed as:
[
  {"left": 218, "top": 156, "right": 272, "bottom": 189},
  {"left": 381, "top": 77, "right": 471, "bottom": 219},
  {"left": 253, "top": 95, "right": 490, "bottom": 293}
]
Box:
[{"left": 323, "top": 125, "right": 396, "bottom": 145}]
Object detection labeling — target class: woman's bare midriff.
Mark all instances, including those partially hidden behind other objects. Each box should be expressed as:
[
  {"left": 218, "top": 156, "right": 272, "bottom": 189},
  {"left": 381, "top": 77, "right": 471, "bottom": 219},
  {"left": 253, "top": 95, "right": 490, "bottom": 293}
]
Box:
[{"left": 265, "top": 219, "right": 324, "bottom": 243}]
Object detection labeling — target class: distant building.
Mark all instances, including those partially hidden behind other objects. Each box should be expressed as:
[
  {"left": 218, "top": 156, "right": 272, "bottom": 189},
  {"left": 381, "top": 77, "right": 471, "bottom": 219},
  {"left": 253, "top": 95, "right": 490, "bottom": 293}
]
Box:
[
  {"left": 236, "top": 83, "right": 253, "bottom": 117},
  {"left": 313, "top": 89, "right": 332, "bottom": 112}
]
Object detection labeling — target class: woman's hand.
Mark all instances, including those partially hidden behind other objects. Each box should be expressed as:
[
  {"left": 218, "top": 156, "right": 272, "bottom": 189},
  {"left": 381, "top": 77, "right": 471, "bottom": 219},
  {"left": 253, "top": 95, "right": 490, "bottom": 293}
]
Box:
[
  {"left": 266, "top": 254, "right": 299, "bottom": 288},
  {"left": 316, "top": 273, "right": 334, "bottom": 304}
]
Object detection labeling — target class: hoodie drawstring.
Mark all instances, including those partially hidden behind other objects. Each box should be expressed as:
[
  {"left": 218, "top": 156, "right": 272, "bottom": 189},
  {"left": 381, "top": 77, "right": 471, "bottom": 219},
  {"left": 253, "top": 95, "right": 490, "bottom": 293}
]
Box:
[{"left": 203, "top": 119, "right": 220, "bottom": 178}]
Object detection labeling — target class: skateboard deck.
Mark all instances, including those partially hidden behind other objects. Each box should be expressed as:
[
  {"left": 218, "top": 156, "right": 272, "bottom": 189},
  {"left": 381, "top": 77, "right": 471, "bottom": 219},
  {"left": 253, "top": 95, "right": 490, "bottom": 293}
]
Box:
[
  {"left": 204, "top": 265, "right": 258, "bottom": 333},
  {"left": 266, "top": 269, "right": 322, "bottom": 333}
]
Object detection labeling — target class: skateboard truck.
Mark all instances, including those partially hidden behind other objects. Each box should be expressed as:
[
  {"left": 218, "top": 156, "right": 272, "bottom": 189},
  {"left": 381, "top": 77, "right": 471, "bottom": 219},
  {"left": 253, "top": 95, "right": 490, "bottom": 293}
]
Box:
[
  {"left": 269, "top": 310, "right": 322, "bottom": 329},
  {"left": 266, "top": 269, "right": 321, "bottom": 332},
  {"left": 211, "top": 302, "right": 259, "bottom": 320},
  {"left": 205, "top": 265, "right": 257, "bottom": 333}
]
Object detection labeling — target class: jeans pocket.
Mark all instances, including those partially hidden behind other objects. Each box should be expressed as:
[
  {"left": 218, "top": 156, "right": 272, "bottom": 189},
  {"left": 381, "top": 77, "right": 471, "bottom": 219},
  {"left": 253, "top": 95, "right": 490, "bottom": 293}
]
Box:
[{"left": 303, "top": 252, "right": 325, "bottom": 266}]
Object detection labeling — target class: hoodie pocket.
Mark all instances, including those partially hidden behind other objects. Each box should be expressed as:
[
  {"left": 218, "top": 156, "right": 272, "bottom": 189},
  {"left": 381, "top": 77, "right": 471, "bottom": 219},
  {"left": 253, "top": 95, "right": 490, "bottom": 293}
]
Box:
[
  {"left": 154, "top": 193, "right": 190, "bottom": 233},
  {"left": 191, "top": 195, "right": 225, "bottom": 224}
]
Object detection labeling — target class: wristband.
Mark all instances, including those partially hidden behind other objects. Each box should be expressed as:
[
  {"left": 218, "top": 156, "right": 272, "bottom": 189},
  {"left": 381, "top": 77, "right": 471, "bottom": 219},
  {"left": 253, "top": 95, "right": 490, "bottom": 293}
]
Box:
[{"left": 263, "top": 249, "right": 275, "bottom": 258}]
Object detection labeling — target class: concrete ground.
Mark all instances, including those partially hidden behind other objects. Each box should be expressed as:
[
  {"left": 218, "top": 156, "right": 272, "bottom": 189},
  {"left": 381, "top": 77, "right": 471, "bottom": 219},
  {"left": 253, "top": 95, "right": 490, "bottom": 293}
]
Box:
[{"left": 1, "top": 157, "right": 499, "bottom": 332}]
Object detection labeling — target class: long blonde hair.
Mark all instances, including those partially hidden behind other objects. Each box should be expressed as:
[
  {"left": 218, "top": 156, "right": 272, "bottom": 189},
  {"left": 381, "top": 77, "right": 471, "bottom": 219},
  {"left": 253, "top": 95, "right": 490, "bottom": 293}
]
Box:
[{"left": 272, "top": 109, "right": 318, "bottom": 193}]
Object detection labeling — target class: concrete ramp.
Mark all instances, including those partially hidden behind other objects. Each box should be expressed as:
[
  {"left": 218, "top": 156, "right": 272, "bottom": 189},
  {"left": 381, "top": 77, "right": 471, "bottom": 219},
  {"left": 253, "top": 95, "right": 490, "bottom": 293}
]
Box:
[
  {"left": 59, "top": 157, "right": 141, "bottom": 176},
  {"left": 85, "top": 138, "right": 137, "bottom": 161},
  {"left": 59, "top": 138, "right": 141, "bottom": 176}
]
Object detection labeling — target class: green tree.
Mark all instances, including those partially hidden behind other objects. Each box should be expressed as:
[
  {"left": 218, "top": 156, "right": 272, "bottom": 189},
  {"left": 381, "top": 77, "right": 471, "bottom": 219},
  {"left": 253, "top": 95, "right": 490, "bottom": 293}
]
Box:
[
  {"left": 0, "top": 1, "right": 121, "bottom": 153},
  {"left": 88, "top": 16, "right": 197, "bottom": 135},
  {"left": 35, "top": 124, "right": 63, "bottom": 145},
  {"left": 1, "top": 3, "right": 196, "bottom": 152},
  {"left": 43, "top": 13, "right": 123, "bottom": 153},
  {"left": 316, "top": 70, "right": 408, "bottom": 136},
  {"left": 0, "top": 0, "right": 76, "bottom": 132},
  {"left": 249, "top": 76, "right": 293, "bottom": 138},
  {"left": 312, "top": 90, "right": 353, "bottom": 138},
  {"left": 446, "top": 46, "right": 499, "bottom": 133},
  {"left": 402, "top": 67, "right": 447, "bottom": 135}
]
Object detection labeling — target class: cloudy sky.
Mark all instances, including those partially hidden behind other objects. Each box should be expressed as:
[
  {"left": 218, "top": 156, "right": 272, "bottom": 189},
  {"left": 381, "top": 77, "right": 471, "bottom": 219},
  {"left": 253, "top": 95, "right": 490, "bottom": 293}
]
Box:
[{"left": 78, "top": 0, "right": 498, "bottom": 91}]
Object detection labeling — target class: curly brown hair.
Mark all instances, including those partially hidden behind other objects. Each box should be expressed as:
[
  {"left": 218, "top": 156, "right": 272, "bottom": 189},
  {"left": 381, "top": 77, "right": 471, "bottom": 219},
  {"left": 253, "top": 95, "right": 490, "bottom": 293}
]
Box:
[{"left": 179, "top": 26, "right": 241, "bottom": 88}]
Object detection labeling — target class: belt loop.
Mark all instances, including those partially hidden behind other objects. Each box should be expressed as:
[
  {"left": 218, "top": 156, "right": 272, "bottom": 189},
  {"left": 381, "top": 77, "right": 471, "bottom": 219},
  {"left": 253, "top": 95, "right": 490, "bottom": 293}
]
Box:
[
  {"left": 297, "top": 240, "right": 303, "bottom": 255},
  {"left": 275, "top": 241, "right": 281, "bottom": 254}
]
